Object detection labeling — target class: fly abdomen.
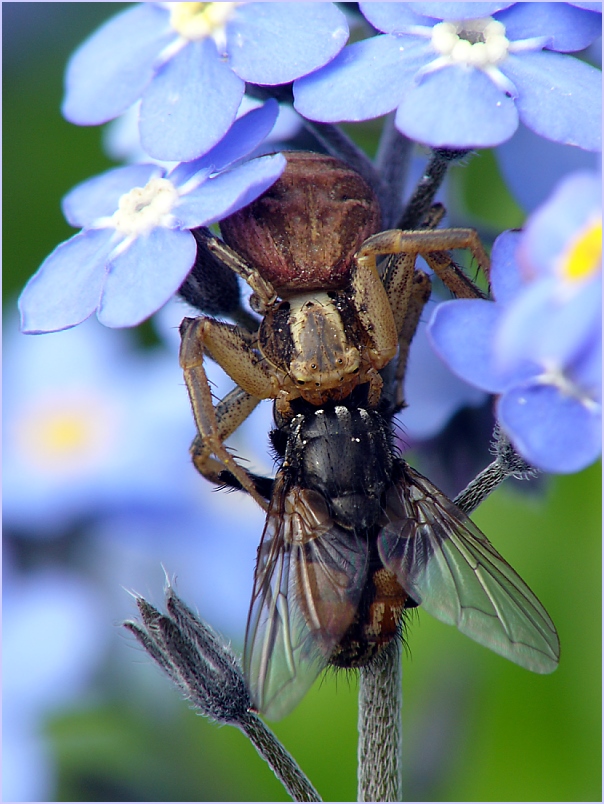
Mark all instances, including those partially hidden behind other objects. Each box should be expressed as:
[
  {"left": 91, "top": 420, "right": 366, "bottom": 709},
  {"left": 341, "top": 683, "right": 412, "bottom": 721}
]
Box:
[{"left": 329, "top": 560, "right": 408, "bottom": 668}]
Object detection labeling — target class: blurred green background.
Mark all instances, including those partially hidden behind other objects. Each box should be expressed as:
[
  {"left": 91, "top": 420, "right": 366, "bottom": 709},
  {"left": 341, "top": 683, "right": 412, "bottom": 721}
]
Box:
[{"left": 3, "top": 3, "right": 601, "bottom": 802}]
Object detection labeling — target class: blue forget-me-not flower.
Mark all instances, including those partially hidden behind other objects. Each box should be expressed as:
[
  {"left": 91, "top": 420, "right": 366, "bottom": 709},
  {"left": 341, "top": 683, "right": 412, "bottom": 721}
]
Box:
[
  {"left": 3, "top": 563, "right": 107, "bottom": 802},
  {"left": 3, "top": 314, "right": 199, "bottom": 534},
  {"left": 19, "top": 102, "right": 286, "bottom": 331},
  {"left": 294, "top": 2, "right": 601, "bottom": 151},
  {"left": 428, "top": 171, "right": 601, "bottom": 473},
  {"left": 62, "top": 2, "right": 349, "bottom": 161}
]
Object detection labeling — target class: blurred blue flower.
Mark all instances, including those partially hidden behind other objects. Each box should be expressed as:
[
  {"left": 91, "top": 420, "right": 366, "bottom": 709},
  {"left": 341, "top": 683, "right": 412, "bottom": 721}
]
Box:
[
  {"left": 19, "top": 103, "right": 286, "bottom": 332},
  {"left": 5, "top": 289, "right": 271, "bottom": 645},
  {"left": 87, "top": 299, "right": 274, "bottom": 637},
  {"left": 294, "top": 2, "right": 602, "bottom": 150},
  {"left": 91, "top": 495, "right": 265, "bottom": 642},
  {"left": 2, "top": 303, "right": 268, "bottom": 798},
  {"left": 3, "top": 314, "right": 199, "bottom": 534},
  {"left": 428, "top": 171, "right": 601, "bottom": 473},
  {"left": 496, "top": 122, "right": 601, "bottom": 213},
  {"left": 398, "top": 318, "right": 487, "bottom": 443},
  {"left": 62, "top": 2, "right": 348, "bottom": 161},
  {"left": 3, "top": 563, "right": 107, "bottom": 802}
]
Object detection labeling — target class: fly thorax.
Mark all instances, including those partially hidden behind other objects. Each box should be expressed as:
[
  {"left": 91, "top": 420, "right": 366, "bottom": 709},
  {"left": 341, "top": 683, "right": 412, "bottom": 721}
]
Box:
[{"left": 288, "top": 292, "right": 360, "bottom": 391}]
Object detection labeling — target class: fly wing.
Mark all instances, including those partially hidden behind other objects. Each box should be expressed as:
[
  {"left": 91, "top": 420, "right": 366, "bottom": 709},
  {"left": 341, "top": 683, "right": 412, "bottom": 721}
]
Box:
[
  {"left": 244, "top": 476, "right": 369, "bottom": 720},
  {"left": 378, "top": 461, "right": 559, "bottom": 674}
]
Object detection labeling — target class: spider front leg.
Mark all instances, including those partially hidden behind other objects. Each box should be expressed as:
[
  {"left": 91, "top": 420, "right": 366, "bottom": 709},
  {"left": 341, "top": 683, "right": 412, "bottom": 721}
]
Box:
[
  {"left": 354, "top": 224, "right": 490, "bottom": 410},
  {"left": 193, "top": 228, "right": 278, "bottom": 314},
  {"left": 179, "top": 316, "right": 277, "bottom": 511},
  {"left": 384, "top": 256, "right": 432, "bottom": 411},
  {"left": 359, "top": 227, "right": 491, "bottom": 300},
  {"left": 346, "top": 251, "right": 399, "bottom": 383},
  {"left": 351, "top": 238, "right": 431, "bottom": 413},
  {"left": 344, "top": 232, "right": 434, "bottom": 410}
]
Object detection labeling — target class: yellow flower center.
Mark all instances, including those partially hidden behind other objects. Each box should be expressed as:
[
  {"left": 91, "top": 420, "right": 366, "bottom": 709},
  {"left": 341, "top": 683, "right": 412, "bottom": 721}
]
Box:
[
  {"left": 559, "top": 216, "right": 602, "bottom": 284},
  {"left": 170, "top": 2, "right": 238, "bottom": 42},
  {"left": 16, "top": 392, "right": 118, "bottom": 477}
]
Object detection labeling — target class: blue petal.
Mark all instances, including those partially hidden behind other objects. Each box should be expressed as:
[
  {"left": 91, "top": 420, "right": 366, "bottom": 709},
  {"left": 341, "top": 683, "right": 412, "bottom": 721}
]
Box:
[
  {"left": 495, "top": 277, "right": 602, "bottom": 372},
  {"left": 408, "top": 3, "right": 513, "bottom": 20},
  {"left": 363, "top": 3, "right": 513, "bottom": 28},
  {"left": 519, "top": 171, "right": 602, "bottom": 278},
  {"left": 395, "top": 65, "right": 518, "bottom": 148},
  {"left": 172, "top": 99, "right": 279, "bottom": 185},
  {"left": 427, "top": 299, "right": 508, "bottom": 392},
  {"left": 294, "top": 35, "right": 427, "bottom": 122},
  {"left": 503, "top": 52, "right": 602, "bottom": 152},
  {"left": 572, "top": 326, "right": 602, "bottom": 406},
  {"left": 227, "top": 3, "right": 349, "bottom": 84},
  {"left": 568, "top": 2, "right": 603, "bottom": 11},
  {"left": 165, "top": 161, "right": 212, "bottom": 196},
  {"left": 490, "top": 230, "right": 524, "bottom": 305},
  {"left": 174, "top": 153, "right": 287, "bottom": 228},
  {"left": 98, "top": 228, "right": 196, "bottom": 327},
  {"left": 62, "top": 4, "right": 174, "bottom": 125},
  {"left": 199, "top": 99, "right": 279, "bottom": 171},
  {"left": 140, "top": 39, "right": 244, "bottom": 162},
  {"left": 496, "top": 123, "right": 600, "bottom": 213},
  {"left": 400, "top": 319, "right": 486, "bottom": 440},
  {"left": 496, "top": 3, "right": 602, "bottom": 53},
  {"left": 19, "top": 230, "right": 114, "bottom": 333},
  {"left": 62, "top": 164, "right": 162, "bottom": 228},
  {"left": 358, "top": 3, "right": 433, "bottom": 32},
  {"left": 498, "top": 382, "right": 601, "bottom": 473}
]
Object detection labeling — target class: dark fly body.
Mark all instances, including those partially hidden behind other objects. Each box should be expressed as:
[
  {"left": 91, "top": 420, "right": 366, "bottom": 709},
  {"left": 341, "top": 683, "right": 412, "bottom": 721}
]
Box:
[{"left": 219, "top": 389, "right": 560, "bottom": 721}]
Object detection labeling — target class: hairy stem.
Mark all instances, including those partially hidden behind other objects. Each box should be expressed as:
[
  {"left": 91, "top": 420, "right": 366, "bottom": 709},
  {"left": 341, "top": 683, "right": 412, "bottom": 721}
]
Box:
[
  {"left": 357, "top": 640, "right": 403, "bottom": 802},
  {"left": 454, "top": 426, "right": 538, "bottom": 515},
  {"left": 124, "top": 589, "right": 321, "bottom": 802},
  {"left": 355, "top": 428, "right": 535, "bottom": 802},
  {"left": 241, "top": 712, "right": 322, "bottom": 802},
  {"left": 397, "top": 148, "right": 470, "bottom": 231}
]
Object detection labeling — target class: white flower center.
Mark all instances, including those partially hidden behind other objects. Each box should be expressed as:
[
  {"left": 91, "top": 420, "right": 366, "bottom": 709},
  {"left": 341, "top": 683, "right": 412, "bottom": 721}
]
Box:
[
  {"left": 411, "top": 16, "right": 519, "bottom": 95},
  {"left": 169, "top": 2, "right": 238, "bottom": 44},
  {"left": 411, "top": 15, "right": 548, "bottom": 95},
  {"left": 111, "top": 177, "right": 179, "bottom": 237},
  {"left": 431, "top": 18, "right": 509, "bottom": 67}
]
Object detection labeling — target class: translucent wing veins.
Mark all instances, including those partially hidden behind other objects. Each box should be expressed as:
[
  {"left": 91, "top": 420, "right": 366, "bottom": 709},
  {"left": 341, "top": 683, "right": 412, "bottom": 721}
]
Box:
[{"left": 378, "top": 461, "right": 559, "bottom": 674}]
